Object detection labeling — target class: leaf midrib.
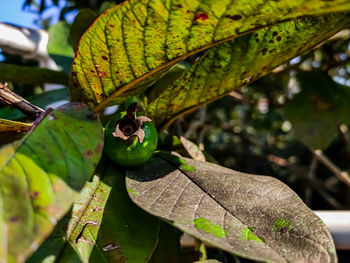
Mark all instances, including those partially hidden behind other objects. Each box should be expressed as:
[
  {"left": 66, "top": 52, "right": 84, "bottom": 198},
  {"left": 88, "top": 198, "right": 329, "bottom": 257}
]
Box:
[
  {"left": 158, "top": 156, "right": 331, "bottom": 262},
  {"left": 157, "top": 31, "right": 340, "bottom": 131},
  {"left": 156, "top": 157, "right": 285, "bottom": 262},
  {"left": 93, "top": 15, "right": 303, "bottom": 112}
]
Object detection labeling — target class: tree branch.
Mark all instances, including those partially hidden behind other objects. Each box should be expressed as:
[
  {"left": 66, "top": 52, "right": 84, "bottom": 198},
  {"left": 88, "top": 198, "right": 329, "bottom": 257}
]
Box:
[
  {"left": 313, "top": 149, "right": 350, "bottom": 187},
  {"left": 0, "top": 83, "right": 44, "bottom": 119}
]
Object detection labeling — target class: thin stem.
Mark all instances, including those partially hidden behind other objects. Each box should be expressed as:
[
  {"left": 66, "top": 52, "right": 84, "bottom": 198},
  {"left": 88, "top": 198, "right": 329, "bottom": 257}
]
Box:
[
  {"left": 0, "top": 82, "right": 44, "bottom": 119},
  {"left": 268, "top": 154, "right": 344, "bottom": 209},
  {"left": 313, "top": 149, "right": 350, "bottom": 187},
  {"left": 305, "top": 157, "right": 318, "bottom": 206}
]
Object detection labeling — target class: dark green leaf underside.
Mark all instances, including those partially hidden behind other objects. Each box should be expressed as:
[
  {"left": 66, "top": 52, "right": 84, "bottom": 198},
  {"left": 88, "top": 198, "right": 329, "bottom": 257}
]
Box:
[
  {"left": 126, "top": 153, "right": 336, "bottom": 263},
  {"left": 0, "top": 63, "right": 68, "bottom": 85}
]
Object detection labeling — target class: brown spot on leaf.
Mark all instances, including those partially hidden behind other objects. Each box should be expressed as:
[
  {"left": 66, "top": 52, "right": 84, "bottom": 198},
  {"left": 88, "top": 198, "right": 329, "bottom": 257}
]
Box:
[
  {"left": 276, "top": 36, "right": 282, "bottom": 42},
  {"left": 226, "top": 14, "right": 242, "bottom": 20},
  {"left": 102, "top": 55, "right": 108, "bottom": 61},
  {"left": 84, "top": 150, "right": 94, "bottom": 160},
  {"left": 95, "top": 143, "right": 103, "bottom": 154},
  {"left": 261, "top": 48, "right": 268, "bottom": 55},
  {"left": 109, "top": 24, "right": 114, "bottom": 28},
  {"left": 98, "top": 71, "right": 106, "bottom": 77},
  {"left": 273, "top": 31, "right": 278, "bottom": 36},
  {"left": 10, "top": 216, "right": 20, "bottom": 223},
  {"left": 31, "top": 191, "right": 40, "bottom": 198},
  {"left": 195, "top": 12, "right": 209, "bottom": 21},
  {"left": 71, "top": 71, "right": 77, "bottom": 77}
]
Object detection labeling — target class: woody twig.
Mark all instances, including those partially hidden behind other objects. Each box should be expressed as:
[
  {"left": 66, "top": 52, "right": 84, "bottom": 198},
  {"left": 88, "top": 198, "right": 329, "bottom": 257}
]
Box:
[{"left": 0, "top": 82, "right": 44, "bottom": 119}]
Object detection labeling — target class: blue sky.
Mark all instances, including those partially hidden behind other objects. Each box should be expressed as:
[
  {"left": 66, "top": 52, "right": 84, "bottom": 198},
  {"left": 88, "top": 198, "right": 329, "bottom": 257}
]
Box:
[
  {"left": 2, "top": 0, "right": 44, "bottom": 28},
  {"left": 0, "top": 0, "right": 76, "bottom": 29}
]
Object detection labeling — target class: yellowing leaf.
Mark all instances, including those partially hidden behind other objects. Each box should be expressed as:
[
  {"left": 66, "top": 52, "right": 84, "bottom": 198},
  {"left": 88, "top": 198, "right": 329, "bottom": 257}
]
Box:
[
  {"left": 146, "top": 14, "right": 350, "bottom": 129},
  {"left": 70, "top": 0, "right": 350, "bottom": 110}
]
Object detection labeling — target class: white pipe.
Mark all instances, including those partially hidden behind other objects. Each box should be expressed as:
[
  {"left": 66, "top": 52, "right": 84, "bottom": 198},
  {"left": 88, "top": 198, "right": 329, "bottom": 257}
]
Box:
[
  {"left": 315, "top": 211, "right": 350, "bottom": 250},
  {"left": 0, "top": 22, "right": 48, "bottom": 60},
  {"left": 0, "top": 22, "right": 63, "bottom": 90}
]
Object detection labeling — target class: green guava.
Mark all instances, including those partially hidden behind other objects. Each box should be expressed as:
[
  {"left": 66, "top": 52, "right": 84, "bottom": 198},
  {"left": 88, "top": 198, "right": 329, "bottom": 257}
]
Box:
[{"left": 104, "top": 104, "right": 158, "bottom": 167}]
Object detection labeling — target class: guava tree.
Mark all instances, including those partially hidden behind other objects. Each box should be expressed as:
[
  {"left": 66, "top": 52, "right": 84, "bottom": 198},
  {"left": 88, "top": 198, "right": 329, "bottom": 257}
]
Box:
[{"left": 0, "top": 0, "right": 350, "bottom": 262}]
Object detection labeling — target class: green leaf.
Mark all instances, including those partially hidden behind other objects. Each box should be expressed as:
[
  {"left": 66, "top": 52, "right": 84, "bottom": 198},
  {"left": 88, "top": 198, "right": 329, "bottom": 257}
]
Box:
[
  {"left": 30, "top": 163, "right": 160, "bottom": 263},
  {"left": 148, "top": 221, "right": 182, "bottom": 263},
  {"left": 48, "top": 21, "right": 75, "bottom": 74},
  {"left": 0, "top": 103, "right": 104, "bottom": 262},
  {"left": 28, "top": 175, "right": 110, "bottom": 263},
  {"left": 146, "top": 14, "right": 350, "bottom": 129},
  {"left": 70, "top": 9, "right": 97, "bottom": 52},
  {"left": 0, "top": 88, "right": 70, "bottom": 120},
  {"left": 126, "top": 153, "right": 336, "bottom": 263},
  {"left": 48, "top": 21, "right": 75, "bottom": 58},
  {"left": 282, "top": 70, "right": 350, "bottom": 150},
  {"left": 90, "top": 164, "right": 159, "bottom": 263},
  {"left": 0, "top": 63, "right": 68, "bottom": 85},
  {"left": 69, "top": 0, "right": 350, "bottom": 110}
]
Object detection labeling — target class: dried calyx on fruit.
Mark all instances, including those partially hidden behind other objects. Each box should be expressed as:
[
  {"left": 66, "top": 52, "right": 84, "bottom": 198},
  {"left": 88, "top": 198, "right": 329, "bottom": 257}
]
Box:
[
  {"left": 112, "top": 102, "right": 151, "bottom": 143},
  {"left": 104, "top": 102, "right": 158, "bottom": 167}
]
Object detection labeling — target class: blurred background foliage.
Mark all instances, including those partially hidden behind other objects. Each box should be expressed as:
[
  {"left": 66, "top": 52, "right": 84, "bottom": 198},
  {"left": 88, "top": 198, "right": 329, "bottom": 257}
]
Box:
[{"left": 1, "top": 1, "right": 350, "bottom": 262}]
